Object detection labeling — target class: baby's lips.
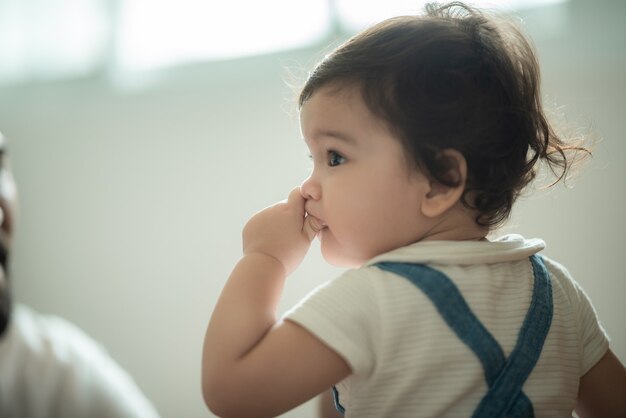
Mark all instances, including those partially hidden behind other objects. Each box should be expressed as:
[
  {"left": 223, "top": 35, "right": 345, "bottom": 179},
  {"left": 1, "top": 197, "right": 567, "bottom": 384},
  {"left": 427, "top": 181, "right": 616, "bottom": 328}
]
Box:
[{"left": 306, "top": 214, "right": 327, "bottom": 231}]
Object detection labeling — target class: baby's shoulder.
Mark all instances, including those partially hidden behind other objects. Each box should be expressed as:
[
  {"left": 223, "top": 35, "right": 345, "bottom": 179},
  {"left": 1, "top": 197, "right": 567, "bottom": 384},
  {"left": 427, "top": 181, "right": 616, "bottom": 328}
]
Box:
[{"left": 540, "top": 255, "right": 590, "bottom": 309}]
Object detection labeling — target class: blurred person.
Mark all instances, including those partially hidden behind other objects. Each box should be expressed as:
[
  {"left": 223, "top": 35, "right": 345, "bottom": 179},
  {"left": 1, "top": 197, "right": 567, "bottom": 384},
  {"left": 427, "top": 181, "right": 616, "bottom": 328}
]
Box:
[{"left": 0, "top": 131, "right": 161, "bottom": 418}]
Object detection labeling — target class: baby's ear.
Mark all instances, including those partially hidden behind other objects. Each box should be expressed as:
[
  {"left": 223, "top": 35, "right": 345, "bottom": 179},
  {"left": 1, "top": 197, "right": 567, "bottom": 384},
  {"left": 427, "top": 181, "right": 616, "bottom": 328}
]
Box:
[{"left": 420, "top": 149, "right": 467, "bottom": 218}]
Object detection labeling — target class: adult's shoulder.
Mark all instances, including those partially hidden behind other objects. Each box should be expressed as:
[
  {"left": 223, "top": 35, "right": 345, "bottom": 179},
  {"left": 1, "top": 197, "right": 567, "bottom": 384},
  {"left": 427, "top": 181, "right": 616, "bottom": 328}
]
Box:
[{"left": 0, "top": 304, "right": 161, "bottom": 418}]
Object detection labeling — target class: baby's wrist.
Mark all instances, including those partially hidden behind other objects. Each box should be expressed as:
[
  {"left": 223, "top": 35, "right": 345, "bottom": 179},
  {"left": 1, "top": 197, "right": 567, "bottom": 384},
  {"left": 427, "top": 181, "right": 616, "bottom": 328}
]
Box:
[{"left": 241, "top": 252, "right": 289, "bottom": 278}]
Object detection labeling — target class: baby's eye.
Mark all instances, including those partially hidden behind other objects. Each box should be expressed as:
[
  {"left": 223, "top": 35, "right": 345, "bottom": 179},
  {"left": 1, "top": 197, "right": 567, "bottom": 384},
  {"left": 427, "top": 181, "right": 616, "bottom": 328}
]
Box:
[{"left": 328, "top": 150, "right": 345, "bottom": 167}]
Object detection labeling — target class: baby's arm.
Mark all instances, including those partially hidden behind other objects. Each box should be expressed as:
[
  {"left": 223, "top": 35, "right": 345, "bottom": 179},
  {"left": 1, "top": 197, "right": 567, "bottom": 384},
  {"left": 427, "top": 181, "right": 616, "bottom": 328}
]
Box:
[
  {"left": 575, "top": 348, "right": 626, "bottom": 417},
  {"left": 202, "top": 188, "right": 350, "bottom": 417}
]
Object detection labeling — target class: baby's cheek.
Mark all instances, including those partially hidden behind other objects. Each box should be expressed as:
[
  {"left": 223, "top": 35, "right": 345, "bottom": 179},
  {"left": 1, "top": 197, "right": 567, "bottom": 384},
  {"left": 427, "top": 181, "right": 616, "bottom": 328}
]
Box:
[{"left": 322, "top": 231, "right": 368, "bottom": 268}]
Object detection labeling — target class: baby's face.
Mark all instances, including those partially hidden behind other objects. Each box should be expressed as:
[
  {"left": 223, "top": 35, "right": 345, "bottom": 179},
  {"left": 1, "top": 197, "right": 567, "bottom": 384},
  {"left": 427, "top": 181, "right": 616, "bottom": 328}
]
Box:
[{"left": 299, "top": 84, "right": 434, "bottom": 267}]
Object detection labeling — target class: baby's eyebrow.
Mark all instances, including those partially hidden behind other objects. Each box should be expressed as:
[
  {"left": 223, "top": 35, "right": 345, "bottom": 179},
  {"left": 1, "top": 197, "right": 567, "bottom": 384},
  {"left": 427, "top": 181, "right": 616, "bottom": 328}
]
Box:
[{"left": 314, "top": 129, "right": 356, "bottom": 145}]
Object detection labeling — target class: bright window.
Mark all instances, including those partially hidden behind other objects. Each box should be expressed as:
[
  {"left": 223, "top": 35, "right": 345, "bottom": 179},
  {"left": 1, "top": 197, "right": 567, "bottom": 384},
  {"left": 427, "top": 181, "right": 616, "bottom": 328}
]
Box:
[
  {"left": 117, "top": 0, "right": 330, "bottom": 72},
  {"left": 0, "top": 0, "right": 108, "bottom": 83},
  {"left": 336, "top": 0, "right": 569, "bottom": 31},
  {"left": 0, "top": 0, "right": 569, "bottom": 84}
]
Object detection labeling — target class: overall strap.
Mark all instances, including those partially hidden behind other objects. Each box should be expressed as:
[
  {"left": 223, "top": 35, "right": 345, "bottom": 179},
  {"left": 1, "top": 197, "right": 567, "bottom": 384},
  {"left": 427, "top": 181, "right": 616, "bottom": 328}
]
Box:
[
  {"left": 472, "top": 254, "right": 553, "bottom": 417},
  {"left": 332, "top": 385, "right": 346, "bottom": 415},
  {"left": 375, "top": 254, "right": 552, "bottom": 418}
]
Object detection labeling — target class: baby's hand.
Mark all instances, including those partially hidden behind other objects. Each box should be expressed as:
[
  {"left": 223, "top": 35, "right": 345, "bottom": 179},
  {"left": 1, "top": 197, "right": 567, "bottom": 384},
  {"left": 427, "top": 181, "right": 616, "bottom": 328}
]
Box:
[{"left": 242, "top": 188, "right": 323, "bottom": 276}]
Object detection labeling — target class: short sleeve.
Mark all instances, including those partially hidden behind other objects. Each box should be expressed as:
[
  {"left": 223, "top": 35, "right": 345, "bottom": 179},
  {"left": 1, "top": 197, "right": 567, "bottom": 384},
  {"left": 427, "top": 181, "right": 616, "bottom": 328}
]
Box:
[
  {"left": 570, "top": 279, "right": 610, "bottom": 375},
  {"left": 544, "top": 259, "right": 610, "bottom": 376},
  {"left": 283, "top": 269, "right": 381, "bottom": 377}
]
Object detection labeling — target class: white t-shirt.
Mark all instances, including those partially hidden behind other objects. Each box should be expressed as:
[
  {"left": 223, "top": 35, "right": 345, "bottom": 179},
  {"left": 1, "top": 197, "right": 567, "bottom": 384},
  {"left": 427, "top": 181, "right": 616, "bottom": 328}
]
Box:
[
  {"left": 285, "top": 235, "right": 609, "bottom": 417},
  {"left": 0, "top": 304, "right": 161, "bottom": 418}
]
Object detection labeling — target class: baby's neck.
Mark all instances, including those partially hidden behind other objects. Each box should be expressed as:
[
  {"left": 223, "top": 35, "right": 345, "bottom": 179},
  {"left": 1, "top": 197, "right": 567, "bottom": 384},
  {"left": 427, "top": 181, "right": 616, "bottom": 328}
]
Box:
[{"left": 421, "top": 205, "right": 488, "bottom": 242}]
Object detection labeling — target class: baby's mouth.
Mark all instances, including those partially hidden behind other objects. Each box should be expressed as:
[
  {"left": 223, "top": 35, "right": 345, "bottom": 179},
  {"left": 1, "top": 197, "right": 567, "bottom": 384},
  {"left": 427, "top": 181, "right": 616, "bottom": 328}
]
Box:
[{"left": 306, "top": 213, "right": 327, "bottom": 231}]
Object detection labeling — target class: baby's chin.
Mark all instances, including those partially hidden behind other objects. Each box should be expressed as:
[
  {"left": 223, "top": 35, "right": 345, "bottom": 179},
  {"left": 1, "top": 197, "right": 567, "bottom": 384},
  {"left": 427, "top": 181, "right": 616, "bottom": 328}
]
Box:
[{"left": 320, "top": 243, "right": 366, "bottom": 269}]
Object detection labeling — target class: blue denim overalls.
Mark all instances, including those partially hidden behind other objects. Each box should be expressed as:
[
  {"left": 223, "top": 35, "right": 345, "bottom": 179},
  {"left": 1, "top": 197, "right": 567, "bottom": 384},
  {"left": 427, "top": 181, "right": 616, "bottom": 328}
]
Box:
[{"left": 333, "top": 254, "right": 553, "bottom": 418}]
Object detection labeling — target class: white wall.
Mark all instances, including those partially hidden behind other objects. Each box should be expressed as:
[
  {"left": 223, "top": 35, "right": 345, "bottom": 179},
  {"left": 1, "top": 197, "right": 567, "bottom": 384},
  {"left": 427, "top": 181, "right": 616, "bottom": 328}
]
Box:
[{"left": 0, "top": 0, "right": 624, "bottom": 416}]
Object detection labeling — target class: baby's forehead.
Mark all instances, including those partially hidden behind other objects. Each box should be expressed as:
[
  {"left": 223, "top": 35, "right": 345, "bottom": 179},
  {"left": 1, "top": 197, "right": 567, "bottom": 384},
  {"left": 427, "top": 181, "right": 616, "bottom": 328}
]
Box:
[{"left": 324, "top": 80, "right": 363, "bottom": 98}]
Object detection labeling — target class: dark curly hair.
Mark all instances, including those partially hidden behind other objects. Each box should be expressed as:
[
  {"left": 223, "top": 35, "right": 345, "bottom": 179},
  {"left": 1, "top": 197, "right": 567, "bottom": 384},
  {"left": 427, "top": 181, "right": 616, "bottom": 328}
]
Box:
[{"left": 299, "top": 1, "right": 588, "bottom": 227}]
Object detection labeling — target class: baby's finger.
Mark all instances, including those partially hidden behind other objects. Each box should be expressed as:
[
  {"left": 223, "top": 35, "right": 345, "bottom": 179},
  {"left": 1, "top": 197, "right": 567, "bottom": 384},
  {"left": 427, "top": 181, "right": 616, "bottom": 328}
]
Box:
[
  {"left": 302, "top": 215, "right": 323, "bottom": 242},
  {"left": 287, "top": 187, "right": 305, "bottom": 213}
]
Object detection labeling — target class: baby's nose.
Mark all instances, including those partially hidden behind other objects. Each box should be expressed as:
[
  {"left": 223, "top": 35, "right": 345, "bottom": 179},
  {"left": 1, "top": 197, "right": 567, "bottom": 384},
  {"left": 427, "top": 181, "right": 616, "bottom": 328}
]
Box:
[{"left": 300, "top": 176, "right": 321, "bottom": 201}]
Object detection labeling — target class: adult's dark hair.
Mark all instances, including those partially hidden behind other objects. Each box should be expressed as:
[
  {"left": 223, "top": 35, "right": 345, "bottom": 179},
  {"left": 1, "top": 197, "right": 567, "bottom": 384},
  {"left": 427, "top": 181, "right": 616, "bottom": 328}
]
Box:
[
  {"left": 299, "top": 1, "right": 587, "bottom": 227},
  {"left": 0, "top": 243, "right": 10, "bottom": 336},
  {"left": 0, "top": 144, "right": 11, "bottom": 337}
]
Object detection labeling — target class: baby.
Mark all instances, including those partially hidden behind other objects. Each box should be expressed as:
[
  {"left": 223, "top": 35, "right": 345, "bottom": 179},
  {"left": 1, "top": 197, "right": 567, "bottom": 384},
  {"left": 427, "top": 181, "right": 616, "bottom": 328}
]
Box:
[{"left": 202, "top": 2, "right": 626, "bottom": 417}]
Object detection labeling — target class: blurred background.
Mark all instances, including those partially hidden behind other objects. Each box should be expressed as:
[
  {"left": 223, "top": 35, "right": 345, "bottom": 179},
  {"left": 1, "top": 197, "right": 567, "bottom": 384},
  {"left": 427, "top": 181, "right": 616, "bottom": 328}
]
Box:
[{"left": 0, "top": 0, "right": 624, "bottom": 416}]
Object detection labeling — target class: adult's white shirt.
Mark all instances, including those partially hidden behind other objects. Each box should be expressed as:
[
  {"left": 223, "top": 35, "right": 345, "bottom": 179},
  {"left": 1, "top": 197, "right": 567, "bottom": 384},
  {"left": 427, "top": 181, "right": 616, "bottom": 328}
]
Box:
[{"left": 0, "top": 304, "right": 161, "bottom": 418}]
